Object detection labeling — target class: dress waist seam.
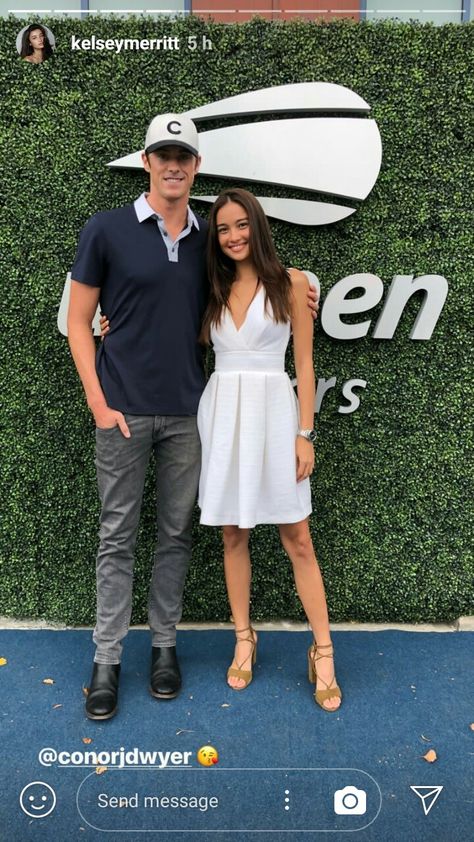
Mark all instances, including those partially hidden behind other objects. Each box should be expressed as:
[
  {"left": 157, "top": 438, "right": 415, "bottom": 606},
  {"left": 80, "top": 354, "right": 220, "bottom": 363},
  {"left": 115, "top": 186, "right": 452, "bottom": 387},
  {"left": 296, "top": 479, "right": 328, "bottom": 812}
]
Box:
[{"left": 214, "top": 350, "right": 286, "bottom": 374}]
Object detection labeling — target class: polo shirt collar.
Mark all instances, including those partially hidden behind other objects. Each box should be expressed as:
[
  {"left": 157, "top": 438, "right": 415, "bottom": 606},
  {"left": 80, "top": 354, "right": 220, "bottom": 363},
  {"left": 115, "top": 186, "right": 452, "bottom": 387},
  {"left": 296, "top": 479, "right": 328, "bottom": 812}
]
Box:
[{"left": 133, "top": 192, "right": 200, "bottom": 231}]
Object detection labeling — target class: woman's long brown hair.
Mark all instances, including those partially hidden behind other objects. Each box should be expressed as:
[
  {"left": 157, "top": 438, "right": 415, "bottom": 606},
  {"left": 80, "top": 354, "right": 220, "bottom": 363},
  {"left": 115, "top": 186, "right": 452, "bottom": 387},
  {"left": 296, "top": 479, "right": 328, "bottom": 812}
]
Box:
[
  {"left": 199, "top": 188, "right": 292, "bottom": 344},
  {"left": 20, "top": 24, "right": 53, "bottom": 59}
]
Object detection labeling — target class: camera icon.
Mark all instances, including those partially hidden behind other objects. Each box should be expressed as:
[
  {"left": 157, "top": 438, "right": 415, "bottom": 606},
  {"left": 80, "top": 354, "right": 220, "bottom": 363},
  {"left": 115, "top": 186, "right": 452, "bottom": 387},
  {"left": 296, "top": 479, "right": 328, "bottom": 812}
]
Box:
[{"left": 334, "top": 786, "right": 367, "bottom": 815}]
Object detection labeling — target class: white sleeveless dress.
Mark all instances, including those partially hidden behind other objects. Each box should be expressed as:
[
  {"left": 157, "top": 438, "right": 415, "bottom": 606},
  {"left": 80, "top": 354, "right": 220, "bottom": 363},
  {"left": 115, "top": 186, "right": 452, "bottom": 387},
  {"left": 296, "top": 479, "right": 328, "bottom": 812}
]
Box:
[{"left": 197, "top": 286, "right": 312, "bottom": 528}]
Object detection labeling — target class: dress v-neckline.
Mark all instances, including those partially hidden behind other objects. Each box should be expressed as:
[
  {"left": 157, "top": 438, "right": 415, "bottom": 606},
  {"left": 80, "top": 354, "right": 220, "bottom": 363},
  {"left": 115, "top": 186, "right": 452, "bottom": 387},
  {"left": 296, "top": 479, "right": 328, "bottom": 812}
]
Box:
[{"left": 228, "top": 283, "right": 262, "bottom": 333}]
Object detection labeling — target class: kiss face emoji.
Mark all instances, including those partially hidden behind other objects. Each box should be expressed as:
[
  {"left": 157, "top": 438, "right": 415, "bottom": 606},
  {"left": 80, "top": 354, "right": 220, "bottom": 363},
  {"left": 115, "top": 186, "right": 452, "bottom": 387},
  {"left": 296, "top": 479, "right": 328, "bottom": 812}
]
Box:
[
  {"left": 197, "top": 745, "right": 219, "bottom": 766},
  {"left": 19, "top": 781, "right": 56, "bottom": 818}
]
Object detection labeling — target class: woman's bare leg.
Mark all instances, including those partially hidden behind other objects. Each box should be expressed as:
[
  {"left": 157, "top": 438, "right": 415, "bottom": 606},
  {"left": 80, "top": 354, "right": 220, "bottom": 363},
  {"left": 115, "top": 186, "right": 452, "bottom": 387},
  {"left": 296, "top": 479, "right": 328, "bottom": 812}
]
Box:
[
  {"left": 222, "top": 525, "right": 257, "bottom": 689},
  {"left": 279, "top": 519, "right": 340, "bottom": 710}
]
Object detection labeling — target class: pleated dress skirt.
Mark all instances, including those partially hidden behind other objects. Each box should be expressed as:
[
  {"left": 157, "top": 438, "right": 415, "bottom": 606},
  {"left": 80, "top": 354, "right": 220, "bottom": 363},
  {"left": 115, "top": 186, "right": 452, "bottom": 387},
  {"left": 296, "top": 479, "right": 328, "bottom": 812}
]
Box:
[{"left": 197, "top": 287, "right": 312, "bottom": 528}]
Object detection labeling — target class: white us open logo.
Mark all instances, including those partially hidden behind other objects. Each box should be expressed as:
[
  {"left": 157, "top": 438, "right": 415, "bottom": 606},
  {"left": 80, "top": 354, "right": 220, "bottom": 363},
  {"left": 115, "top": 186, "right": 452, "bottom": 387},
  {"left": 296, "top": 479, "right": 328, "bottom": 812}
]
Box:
[
  {"left": 58, "top": 85, "right": 447, "bottom": 415},
  {"left": 108, "top": 82, "right": 382, "bottom": 226}
]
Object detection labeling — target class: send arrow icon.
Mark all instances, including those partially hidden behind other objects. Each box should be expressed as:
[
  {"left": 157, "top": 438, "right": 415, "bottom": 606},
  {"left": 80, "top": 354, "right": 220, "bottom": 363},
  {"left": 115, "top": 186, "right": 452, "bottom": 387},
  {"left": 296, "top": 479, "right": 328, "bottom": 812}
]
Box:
[{"left": 410, "top": 786, "right": 443, "bottom": 815}]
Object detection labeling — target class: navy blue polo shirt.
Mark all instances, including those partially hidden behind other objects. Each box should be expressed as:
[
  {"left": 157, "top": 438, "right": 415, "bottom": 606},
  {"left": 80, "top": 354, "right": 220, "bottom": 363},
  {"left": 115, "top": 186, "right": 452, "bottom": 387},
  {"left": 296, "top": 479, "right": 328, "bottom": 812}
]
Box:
[{"left": 71, "top": 196, "right": 209, "bottom": 415}]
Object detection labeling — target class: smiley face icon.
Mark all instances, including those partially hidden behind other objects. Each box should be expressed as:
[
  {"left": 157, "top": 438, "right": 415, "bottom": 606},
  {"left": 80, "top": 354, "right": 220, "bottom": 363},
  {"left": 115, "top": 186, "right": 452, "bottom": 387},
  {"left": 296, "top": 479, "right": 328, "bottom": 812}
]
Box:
[
  {"left": 197, "top": 745, "right": 219, "bottom": 766},
  {"left": 19, "top": 781, "right": 56, "bottom": 818}
]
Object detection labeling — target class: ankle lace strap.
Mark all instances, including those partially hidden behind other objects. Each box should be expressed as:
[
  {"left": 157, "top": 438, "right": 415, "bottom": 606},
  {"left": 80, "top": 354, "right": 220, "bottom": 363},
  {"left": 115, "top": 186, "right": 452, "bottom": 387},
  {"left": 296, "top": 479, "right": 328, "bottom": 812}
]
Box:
[{"left": 311, "top": 642, "right": 334, "bottom": 659}]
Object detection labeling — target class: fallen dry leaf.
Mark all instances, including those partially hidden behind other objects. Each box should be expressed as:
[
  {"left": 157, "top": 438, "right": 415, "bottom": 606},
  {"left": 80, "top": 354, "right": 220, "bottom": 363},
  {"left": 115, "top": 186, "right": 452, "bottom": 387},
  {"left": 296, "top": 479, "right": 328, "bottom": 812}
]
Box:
[
  {"left": 52, "top": 704, "right": 63, "bottom": 710},
  {"left": 469, "top": 723, "right": 474, "bottom": 731},
  {"left": 82, "top": 737, "right": 93, "bottom": 744},
  {"left": 42, "top": 678, "right": 55, "bottom": 685},
  {"left": 221, "top": 703, "right": 231, "bottom": 708},
  {"left": 82, "top": 686, "right": 89, "bottom": 697},
  {"left": 423, "top": 749, "right": 437, "bottom": 763},
  {"left": 0, "top": 658, "right": 7, "bottom": 667},
  {"left": 96, "top": 766, "right": 107, "bottom": 775}
]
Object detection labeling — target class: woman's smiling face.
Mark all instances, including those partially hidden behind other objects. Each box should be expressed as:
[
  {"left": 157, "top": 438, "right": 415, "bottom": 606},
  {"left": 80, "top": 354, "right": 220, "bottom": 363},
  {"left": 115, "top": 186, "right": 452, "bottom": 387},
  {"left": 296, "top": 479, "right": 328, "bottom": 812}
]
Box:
[{"left": 216, "top": 201, "right": 251, "bottom": 264}]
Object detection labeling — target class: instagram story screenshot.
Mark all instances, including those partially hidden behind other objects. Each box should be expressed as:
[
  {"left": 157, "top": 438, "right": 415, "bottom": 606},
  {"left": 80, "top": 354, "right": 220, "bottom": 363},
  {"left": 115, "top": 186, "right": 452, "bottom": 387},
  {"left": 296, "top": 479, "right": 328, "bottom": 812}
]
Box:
[{"left": 0, "top": 2, "right": 473, "bottom": 841}]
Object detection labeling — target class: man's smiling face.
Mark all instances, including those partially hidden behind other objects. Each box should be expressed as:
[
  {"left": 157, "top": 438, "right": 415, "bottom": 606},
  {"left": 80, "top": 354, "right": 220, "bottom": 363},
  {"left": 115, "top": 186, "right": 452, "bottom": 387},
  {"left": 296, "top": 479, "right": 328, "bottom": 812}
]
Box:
[{"left": 142, "top": 146, "right": 201, "bottom": 203}]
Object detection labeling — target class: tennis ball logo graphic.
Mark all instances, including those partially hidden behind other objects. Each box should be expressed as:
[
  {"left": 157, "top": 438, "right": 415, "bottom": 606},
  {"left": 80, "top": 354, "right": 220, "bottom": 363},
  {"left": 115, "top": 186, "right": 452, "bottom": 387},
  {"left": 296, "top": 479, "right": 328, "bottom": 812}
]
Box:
[
  {"left": 197, "top": 745, "right": 219, "bottom": 766},
  {"left": 109, "top": 82, "right": 382, "bottom": 227}
]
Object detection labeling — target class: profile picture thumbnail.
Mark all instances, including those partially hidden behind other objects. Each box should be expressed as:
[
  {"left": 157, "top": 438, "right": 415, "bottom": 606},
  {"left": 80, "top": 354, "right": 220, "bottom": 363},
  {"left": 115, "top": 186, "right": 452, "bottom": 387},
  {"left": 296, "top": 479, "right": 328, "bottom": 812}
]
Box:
[{"left": 17, "top": 24, "right": 55, "bottom": 64}]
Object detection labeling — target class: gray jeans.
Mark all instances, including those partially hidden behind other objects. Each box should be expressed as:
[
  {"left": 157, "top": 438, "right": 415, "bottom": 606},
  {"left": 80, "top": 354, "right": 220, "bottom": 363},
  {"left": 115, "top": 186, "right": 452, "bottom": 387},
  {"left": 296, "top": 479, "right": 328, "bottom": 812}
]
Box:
[{"left": 93, "top": 414, "right": 201, "bottom": 664}]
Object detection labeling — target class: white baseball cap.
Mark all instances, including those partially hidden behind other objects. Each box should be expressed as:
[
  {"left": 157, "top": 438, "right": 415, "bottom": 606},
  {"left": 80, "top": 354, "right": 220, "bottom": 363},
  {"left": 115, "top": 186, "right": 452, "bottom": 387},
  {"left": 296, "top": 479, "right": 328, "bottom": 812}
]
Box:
[{"left": 144, "top": 113, "right": 199, "bottom": 157}]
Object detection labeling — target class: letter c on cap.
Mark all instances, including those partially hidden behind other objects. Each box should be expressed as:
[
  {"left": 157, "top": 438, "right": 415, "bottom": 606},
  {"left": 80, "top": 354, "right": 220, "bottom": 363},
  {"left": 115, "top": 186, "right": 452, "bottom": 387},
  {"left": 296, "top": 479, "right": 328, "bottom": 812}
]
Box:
[{"left": 167, "top": 121, "right": 182, "bottom": 135}]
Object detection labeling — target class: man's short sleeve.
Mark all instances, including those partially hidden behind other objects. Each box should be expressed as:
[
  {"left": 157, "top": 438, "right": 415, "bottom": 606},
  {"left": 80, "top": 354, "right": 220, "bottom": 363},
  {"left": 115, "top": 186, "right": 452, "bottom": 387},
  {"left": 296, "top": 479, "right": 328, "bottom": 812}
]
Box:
[{"left": 71, "top": 214, "right": 106, "bottom": 287}]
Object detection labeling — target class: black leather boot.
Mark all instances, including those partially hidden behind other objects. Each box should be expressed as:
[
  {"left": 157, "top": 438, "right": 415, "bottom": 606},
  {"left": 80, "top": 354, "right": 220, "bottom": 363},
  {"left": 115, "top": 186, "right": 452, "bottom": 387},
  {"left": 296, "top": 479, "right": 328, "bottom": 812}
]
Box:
[
  {"left": 150, "top": 646, "right": 181, "bottom": 699},
  {"left": 85, "top": 663, "right": 120, "bottom": 720}
]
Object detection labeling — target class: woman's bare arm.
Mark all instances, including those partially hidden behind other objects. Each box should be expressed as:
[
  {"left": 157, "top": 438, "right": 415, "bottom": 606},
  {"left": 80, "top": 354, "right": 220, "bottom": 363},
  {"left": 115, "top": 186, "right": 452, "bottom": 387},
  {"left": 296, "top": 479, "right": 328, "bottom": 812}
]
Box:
[{"left": 289, "top": 269, "right": 315, "bottom": 481}]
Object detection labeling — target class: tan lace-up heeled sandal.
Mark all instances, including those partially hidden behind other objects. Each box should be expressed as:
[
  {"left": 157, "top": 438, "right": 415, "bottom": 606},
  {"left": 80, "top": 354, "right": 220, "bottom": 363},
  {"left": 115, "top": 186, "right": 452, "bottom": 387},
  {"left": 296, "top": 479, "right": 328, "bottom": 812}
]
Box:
[
  {"left": 308, "top": 642, "right": 342, "bottom": 711},
  {"left": 227, "top": 626, "right": 257, "bottom": 690}
]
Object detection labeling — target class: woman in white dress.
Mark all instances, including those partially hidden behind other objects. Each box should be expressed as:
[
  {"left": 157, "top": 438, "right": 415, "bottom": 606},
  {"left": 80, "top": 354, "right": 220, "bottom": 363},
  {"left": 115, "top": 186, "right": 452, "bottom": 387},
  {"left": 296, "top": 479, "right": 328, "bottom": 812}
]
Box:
[{"left": 198, "top": 189, "right": 341, "bottom": 711}]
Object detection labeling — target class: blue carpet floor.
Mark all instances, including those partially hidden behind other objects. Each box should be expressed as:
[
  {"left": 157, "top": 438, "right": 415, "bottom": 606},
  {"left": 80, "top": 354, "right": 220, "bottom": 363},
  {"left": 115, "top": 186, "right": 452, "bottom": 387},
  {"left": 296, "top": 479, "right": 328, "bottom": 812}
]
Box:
[{"left": 0, "top": 629, "right": 472, "bottom": 842}]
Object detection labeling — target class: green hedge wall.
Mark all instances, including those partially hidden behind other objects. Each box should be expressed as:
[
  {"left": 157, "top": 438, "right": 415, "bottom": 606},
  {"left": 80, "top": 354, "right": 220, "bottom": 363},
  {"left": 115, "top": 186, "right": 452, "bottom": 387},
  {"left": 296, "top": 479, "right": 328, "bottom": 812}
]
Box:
[{"left": 1, "top": 17, "right": 473, "bottom": 624}]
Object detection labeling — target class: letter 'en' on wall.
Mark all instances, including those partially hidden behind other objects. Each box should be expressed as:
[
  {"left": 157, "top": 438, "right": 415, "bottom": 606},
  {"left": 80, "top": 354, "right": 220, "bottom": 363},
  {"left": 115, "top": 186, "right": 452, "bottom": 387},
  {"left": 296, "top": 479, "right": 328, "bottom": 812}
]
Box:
[
  {"left": 321, "top": 274, "right": 448, "bottom": 340},
  {"left": 321, "top": 274, "right": 384, "bottom": 340},
  {"left": 58, "top": 271, "right": 448, "bottom": 340},
  {"left": 58, "top": 270, "right": 322, "bottom": 336},
  {"left": 372, "top": 275, "right": 449, "bottom": 340}
]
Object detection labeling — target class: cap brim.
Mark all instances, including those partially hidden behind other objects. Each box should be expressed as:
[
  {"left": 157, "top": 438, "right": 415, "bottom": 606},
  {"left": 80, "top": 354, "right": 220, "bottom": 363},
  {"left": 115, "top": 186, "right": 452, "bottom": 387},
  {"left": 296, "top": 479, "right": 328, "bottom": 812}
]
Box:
[{"left": 145, "top": 139, "right": 198, "bottom": 157}]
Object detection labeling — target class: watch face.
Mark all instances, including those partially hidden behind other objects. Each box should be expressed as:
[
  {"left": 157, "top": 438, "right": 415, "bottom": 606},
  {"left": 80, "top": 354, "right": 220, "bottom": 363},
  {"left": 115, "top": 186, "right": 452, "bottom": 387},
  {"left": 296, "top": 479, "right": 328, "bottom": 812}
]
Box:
[{"left": 308, "top": 430, "right": 317, "bottom": 442}]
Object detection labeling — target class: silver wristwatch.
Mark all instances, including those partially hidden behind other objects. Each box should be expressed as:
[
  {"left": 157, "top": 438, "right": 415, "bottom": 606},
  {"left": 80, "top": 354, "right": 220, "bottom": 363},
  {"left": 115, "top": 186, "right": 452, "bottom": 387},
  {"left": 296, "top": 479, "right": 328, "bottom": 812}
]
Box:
[{"left": 297, "top": 429, "right": 316, "bottom": 443}]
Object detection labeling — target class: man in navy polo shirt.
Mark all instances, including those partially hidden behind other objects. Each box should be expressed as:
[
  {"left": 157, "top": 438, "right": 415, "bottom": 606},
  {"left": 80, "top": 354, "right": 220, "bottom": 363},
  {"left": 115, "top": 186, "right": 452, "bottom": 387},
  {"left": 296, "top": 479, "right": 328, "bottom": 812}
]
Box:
[{"left": 68, "top": 114, "right": 207, "bottom": 719}]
